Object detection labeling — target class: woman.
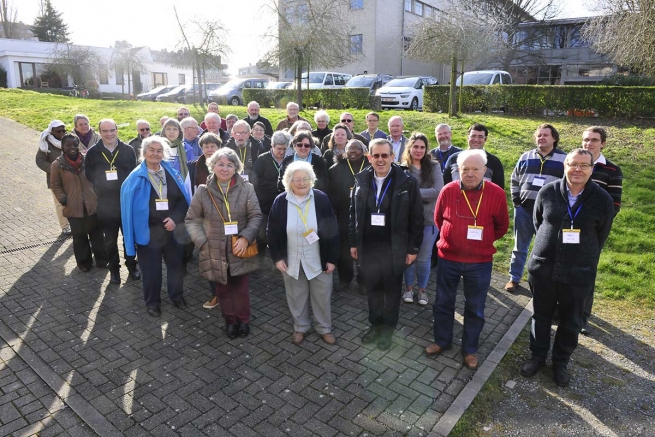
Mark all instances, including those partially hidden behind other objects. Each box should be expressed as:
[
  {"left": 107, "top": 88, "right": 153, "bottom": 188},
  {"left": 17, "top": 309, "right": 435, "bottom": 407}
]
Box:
[
  {"left": 278, "top": 131, "right": 329, "bottom": 193},
  {"left": 50, "top": 134, "right": 108, "bottom": 271},
  {"left": 251, "top": 121, "right": 272, "bottom": 152},
  {"left": 288, "top": 120, "right": 313, "bottom": 137},
  {"left": 121, "top": 136, "right": 191, "bottom": 318},
  {"left": 322, "top": 123, "right": 353, "bottom": 164},
  {"left": 36, "top": 119, "right": 70, "bottom": 235},
  {"left": 267, "top": 161, "right": 339, "bottom": 345},
  {"left": 186, "top": 148, "right": 262, "bottom": 338},
  {"left": 400, "top": 133, "right": 444, "bottom": 306},
  {"left": 70, "top": 114, "right": 101, "bottom": 154},
  {"left": 312, "top": 110, "right": 332, "bottom": 144},
  {"left": 187, "top": 133, "right": 221, "bottom": 196},
  {"left": 162, "top": 118, "right": 193, "bottom": 182}
]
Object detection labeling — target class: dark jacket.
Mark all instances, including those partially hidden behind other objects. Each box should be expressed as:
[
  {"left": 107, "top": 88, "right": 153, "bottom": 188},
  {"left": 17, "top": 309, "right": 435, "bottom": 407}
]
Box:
[
  {"left": 349, "top": 164, "right": 423, "bottom": 276},
  {"left": 187, "top": 155, "right": 211, "bottom": 196},
  {"left": 250, "top": 151, "right": 283, "bottom": 215},
  {"left": 128, "top": 136, "right": 144, "bottom": 159},
  {"left": 312, "top": 128, "right": 332, "bottom": 145},
  {"left": 267, "top": 190, "right": 339, "bottom": 271},
  {"left": 327, "top": 156, "right": 369, "bottom": 229},
  {"left": 277, "top": 154, "right": 329, "bottom": 193},
  {"left": 243, "top": 115, "right": 274, "bottom": 137},
  {"left": 321, "top": 132, "right": 369, "bottom": 153},
  {"left": 224, "top": 136, "right": 264, "bottom": 175},
  {"left": 528, "top": 178, "right": 614, "bottom": 286},
  {"left": 50, "top": 155, "right": 98, "bottom": 217},
  {"left": 84, "top": 140, "right": 137, "bottom": 203},
  {"left": 200, "top": 128, "right": 230, "bottom": 144},
  {"left": 35, "top": 139, "right": 61, "bottom": 188},
  {"left": 443, "top": 149, "right": 505, "bottom": 189}
]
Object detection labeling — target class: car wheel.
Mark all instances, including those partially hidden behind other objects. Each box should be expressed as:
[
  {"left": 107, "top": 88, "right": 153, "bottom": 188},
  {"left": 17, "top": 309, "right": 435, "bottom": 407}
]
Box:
[
  {"left": 230, "top": 96, "right": 240, "bottom": 106},
  {"left": 410, "top": 98, "right": 419, "bottom": 111}
]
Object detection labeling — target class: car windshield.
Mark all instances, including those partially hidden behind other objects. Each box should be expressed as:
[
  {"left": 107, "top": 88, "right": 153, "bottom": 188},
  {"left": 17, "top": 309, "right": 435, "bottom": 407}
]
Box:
[
  {"left": 300, "top": 73, "right": 325, "bottom": 84},
  {"left": 385, "top": 77, "right": 418, "bottom": 88},
  {"left": 147, "top": 86, "right": 166, "bottom": 94},
  {"left": 219, "top": 79, "right": 245, "bottom": 91},
  {"left": 346, "top": 76, "right": 375, "bottom": 87},
  {"left": 168, "top": 86, "right": 186, "bottom": 94},
  {"left": 458, "top": 73, "right": 494, "bottom": 85}
]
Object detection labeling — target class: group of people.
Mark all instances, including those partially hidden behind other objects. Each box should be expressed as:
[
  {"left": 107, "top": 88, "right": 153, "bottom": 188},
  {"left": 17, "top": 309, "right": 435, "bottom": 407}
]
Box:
[{"left": 37, "top": 101, "right": 622, "bottom": 387}]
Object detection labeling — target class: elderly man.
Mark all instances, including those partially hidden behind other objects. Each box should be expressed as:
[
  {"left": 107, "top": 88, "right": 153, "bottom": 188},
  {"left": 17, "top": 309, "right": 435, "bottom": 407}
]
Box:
[
  {"left": 243, "top": 101, "right": 273, "bottom": 136},
  {"left": 386, "top": 116, "right": 407, "bottom": 163},
  {"left": 202, "top": 112, "right": 230, "bottom": 144},
  {"left": 443, "top": 123, "right": 505, "bottom": 189},
  {"left": 428, "top": 124, "right": 462, "bottom": 175},
  {"left": 176, "top": 107, "right": 190, "bottom": 122},
  {"left": 360, "top": 111, "right": 388, "bottom": 143},
  {"left": 224, "top": 120, "right": 263, "bottom": 178},
  {"left": 128, "top": 119, "right": 151, "bottom": 158},
  {"left": 505, "top": 124, "right": 567, "bottom": 293},
  {"left": 180, "top": 117, "right": 201, "bottom": 160},
  {"left": 275, "top": 102, "right": 307, "bottom": 131},
  {"left": 200, "top": 102, "right": 227, "bottom": 131},
  {"left": 350, "top": 139, "right": 423, "bottom": 350},
  {"left": 426, "top": 149, "right": 509, "bottom": 369},
  {"left": 320, "top": 111, "right": 369, "bottom": 151},
  {"left": 225, "top": 114, "right": 238, "bottom": 135},
  {"left": 521, "top": 149, "right": 614, "bottom": 387},
  {"left": 85, "top": 119, "right": 139, "bottom": 284}
]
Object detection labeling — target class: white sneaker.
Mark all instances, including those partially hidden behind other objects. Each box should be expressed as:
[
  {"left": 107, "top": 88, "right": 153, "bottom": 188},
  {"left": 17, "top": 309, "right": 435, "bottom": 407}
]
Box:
[
  {"left": 62, "top": 225, "right": 72, "bottom": 235},
  {"left": 403, "top": 290, "right": 414, "bottom": 303},
  {"left": 418, "top": 291, "right": 429, "bottom": 306}
]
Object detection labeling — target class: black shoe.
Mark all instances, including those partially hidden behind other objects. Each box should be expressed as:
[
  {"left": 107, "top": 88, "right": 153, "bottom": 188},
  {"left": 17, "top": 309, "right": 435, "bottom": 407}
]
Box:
[
  {"left": 357, "top": 285, "right": 367, "bottom": 296},
  {"left": 580, "top": 327, "right": 591, "bottom": 336},
  {"left": 520, "top": 358, "right": 546, "bottom": 377},
  {"left": 110, "top": 271, "right": 120, "bottom": 284},
  {"left": 147, "top": 306, "right": 161, "bottom": 317},
  {"left": 361, "top": 326, "right": 379, "bottom": 344},
  {"left": 378, "top": 335, "right": 392, "bottom": 350},
  {"left": 79, "top": 265, "right": 91, "bottom": 272},
  {"left": 250, "top": 269, "right": 262, "bottom": 279},
  {"left": 128, "top": 268, "right": 141, "bottom": 281},
  {"left": 553, "top": 366, "right": 570, "bottom": 387},
  {"left": 96, "top": 262, "right": 108, "bottom": 269},
  {"left": 336, "top": 282, "right": 350, "bottom": 292},
  {"left": 238, "top": 323, "right": 250, "bottom": 337},
  {"left": 226, "top": 324, "right": 238, "bottom": 339},
  {"left": 172, "top": 298, "right": 187, "bottom": 309}
]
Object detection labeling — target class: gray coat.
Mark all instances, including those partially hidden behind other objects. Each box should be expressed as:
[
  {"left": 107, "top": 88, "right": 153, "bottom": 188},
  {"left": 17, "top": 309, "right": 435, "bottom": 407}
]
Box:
[{"left": 403, "top": 160, "right": 443, "bottom": 226}]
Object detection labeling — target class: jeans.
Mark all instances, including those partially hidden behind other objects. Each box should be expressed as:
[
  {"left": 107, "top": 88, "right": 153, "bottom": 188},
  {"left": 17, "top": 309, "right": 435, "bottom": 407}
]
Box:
[
  {"left": 432, "top": 257, "right": 493, "bottom": 354},
  {"left": 404, "top": 225, "right": 439, "bottom": 289},
  {"left": 508, "top": 206, "right": 536, "bottom": 282}
]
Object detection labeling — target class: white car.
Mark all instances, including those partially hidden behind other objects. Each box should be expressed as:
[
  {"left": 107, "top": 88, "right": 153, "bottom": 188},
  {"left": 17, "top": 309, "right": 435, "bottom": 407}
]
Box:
[{"left": 377, "top": 76, "right": 438, "bottom": 110}]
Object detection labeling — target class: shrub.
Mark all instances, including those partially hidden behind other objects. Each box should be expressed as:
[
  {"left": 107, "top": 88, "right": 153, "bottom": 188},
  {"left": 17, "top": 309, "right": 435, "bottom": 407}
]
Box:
[
  {"left": 601, "top": 74, "right": 655, "bottom": 87},
  {"left": 244, "top": 88, "right": 370, "bottom": 109}
]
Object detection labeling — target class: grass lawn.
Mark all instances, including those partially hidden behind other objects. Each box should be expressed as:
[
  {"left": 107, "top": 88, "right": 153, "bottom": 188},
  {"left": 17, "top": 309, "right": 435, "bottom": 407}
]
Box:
[{"left": 2, "top": 88, "right": 653, "bottom": 307}]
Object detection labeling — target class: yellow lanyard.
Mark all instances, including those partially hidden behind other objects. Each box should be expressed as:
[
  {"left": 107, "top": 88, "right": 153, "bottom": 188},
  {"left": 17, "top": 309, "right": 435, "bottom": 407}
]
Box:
[
  {"left": 102, "top": 149, "right": 119, "bottom": 169},
  {"left": 347, "top": 159, "right": 365, "bottom": 176},
  {"left": 148, "top": 173, "right": 163, "bottom": 199},
  {"left": 217, "top": 180, "right": 232, "bottom": 221},
  {"left": 239, "top": 146, "right": 247, "bottom": 169},
  {"left": 461, "top": 182, "right": 484, "bottom": 226},
  {"left": 295, "top": 198, "right": 311, "bottom": 232},
  {"left": 538, "top": 153, "right": 549, "bottom": 175}
]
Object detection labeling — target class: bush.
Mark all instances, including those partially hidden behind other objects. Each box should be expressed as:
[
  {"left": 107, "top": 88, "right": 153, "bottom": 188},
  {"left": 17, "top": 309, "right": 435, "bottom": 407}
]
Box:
[
  {"left": 601, "top": 74, "right": 655, "bottom": 87},
  {"left": 424, "top": 85, "right": 655, "bottom": 118},
  {"left": 244, "top": 88, "right": 371, "bottom": 109}
]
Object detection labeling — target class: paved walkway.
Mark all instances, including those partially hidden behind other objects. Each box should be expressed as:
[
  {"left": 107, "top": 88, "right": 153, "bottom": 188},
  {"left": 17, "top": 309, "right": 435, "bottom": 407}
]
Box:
[{"left": 0, "top": 117, "right": 531, "bottom": 436}]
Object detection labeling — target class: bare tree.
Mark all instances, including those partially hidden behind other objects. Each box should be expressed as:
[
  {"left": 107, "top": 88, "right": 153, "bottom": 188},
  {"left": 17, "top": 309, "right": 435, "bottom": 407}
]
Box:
[
  {"left": 48, "top": 43, "right": 103, "bottom": 87},
  {"left": 110, "top": 41, "right": 149, "bottom": 96},
  {"left": 0, "top": 0, "right": 17, "bottom": 39}
]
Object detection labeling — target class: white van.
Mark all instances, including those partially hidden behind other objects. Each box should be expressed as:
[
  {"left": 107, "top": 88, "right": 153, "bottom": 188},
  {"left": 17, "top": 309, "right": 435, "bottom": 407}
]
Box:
[
  {"left": 456, "top": 70, "right": 512, "bottom": 85},
  {"left": 294, "top": 72, "right": 353, "bottom": 90}
]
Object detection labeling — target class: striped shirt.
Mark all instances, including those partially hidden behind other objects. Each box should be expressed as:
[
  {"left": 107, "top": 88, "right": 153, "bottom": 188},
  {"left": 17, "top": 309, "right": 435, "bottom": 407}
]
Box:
[
  {"left": 592, "top": 154, "right": 623, "bottom": 216},
  {"left": 511, "top": 147, "right": 567, "bottom": 212}
]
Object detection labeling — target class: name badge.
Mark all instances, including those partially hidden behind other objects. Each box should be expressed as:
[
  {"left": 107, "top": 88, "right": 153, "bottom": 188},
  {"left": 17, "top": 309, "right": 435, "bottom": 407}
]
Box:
[
  {"left": 155, "top": 199, "right": 169, "bottom": 211},
  {"left": 371, "top": 213, "right": 386, "bottom": 227},
  {"left": 224, "top": 222, "right": 239, "bottom": 235},
  {"left": 467, "top": 225, "right": 484, "bottom": 240},
  {"left": 562, "top": 229, "right": 580, "bottom": 244},
  {"left": 303, "top": 229, "right": 319, "bottom": 245},
  {"left": 105, "top": 170, "right": 118, "bottom": 181},
  {"left": 241, "top": 174, "right": 249, "bottom": 182},
  {"left": 532, "top": 176, "right": 546, "bottom": 187}
]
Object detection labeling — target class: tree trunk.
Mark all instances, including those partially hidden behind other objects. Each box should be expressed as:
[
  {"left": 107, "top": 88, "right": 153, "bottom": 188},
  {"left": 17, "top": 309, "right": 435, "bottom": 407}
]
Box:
[
  {"left": 295, "top": 50, "right": 303, "bottom": 109},
  {"left": 449, "top": 53, "right": 457, "bottom": 117},
  {"left": 458, "top": 59, "right": 464, "bottom": 114}
]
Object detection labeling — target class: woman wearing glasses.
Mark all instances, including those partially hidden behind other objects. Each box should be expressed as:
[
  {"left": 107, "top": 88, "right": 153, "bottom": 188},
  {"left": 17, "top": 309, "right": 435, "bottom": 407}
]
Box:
[
  {"left": 400, "top": 133, "right": 444, "bottom": 306},
  {"left": 267, "top": 161, "right": 340, "bottom": 345},
  {"left": 278, "top": 131, "right": 329, "bottom": 192}
]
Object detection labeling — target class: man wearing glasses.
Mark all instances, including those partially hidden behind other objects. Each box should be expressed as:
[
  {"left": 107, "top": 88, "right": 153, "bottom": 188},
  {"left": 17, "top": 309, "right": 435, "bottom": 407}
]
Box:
[
  {"left": 521, "top": 149, "right": 614, "bottom": 387},
  {"left": 128, "top": 120, "right": 151, "bottom": 158},
  {"left": 176, "top": 107, "right": 191, "bottom": 122},
  {"left": 224, "top": 120, "right": 263, "bottom": 178},
  {"left": 275, "top": 102, "right": 307, "bottom": 131},
  {"left": 349, "top": 139, "right": 423, "bottom": 350},
  {"left": 360, "top": 111, "right": 388, "bottom": 143},
  {"left": 320, "top": 112, "right": 369, "bottom": 151}
]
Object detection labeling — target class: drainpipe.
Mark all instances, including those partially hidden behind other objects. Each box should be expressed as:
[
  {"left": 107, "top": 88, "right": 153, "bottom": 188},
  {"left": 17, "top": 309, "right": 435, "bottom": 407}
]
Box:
[{"left": 400, "top": 3, "right": 405, "bottom": 76}]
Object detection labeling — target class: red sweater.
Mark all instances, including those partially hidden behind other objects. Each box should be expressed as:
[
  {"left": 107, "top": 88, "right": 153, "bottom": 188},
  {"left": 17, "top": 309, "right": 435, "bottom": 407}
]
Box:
[{"left": 435, "top": 181, "right": 509, "bottom": 263}]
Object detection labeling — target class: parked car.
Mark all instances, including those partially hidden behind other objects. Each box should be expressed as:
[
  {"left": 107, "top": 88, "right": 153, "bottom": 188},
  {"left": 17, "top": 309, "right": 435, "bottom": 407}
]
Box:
[
  {"left": 266, "top": 81, "right": 293, "bottom": 89},
  {"left": 455, "top": 70, "right": 513, "bottom": 85},
  {"left": 155, "top": 85, "right": 188, "bottom": 103},
  {"left": 137, "top": 85, "right": 175, "bottom": 101},
  {"left": 181, "top": 83, "right": 221, "bottom": 104},
  {"left": 376, "top": 76, "right": 438, "bottom": 110},
  {"left": 293, "top": 72, "right": 352, "bottom": 90},
  {"left": 345, "top": 74, "right": 394, "bottom": 96},
  {"left": 208, "top": 77, "right": 271, "bottom": 106}
]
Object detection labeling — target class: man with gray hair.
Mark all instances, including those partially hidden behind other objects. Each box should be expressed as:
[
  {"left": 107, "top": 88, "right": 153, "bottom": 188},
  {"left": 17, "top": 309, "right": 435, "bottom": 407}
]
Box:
[
  {"left": 225, "top": 120, "right": 263, "bottom": 178},
  {"left": 243, "top": 101, "right": 273, "bottom": 136},
  {"left": 202, "top": 112, "right": 230, "bottom": 144},
  {"left": 429, "top": 123, "right": 461, "bottom": 174},
  {"left": 225, "top": 114, "right": 239, "bottom": 136},
  {"left": 276, "top": 102, "right": 307, "bottom": 131},
  {"left": 386, "top": 116, "right": 407, "bottom": 163},
  {"left": 128, "top": 119, "right": 151, "bottom": 158},
  {"left": 180, "top": 117, "right": 201, "bottom": 159}
]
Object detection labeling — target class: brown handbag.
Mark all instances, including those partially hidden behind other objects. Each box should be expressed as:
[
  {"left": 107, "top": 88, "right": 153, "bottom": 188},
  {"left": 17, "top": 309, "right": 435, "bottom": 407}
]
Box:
[{"left": 207, "top": 187, "right": 259, "bottom": 258}]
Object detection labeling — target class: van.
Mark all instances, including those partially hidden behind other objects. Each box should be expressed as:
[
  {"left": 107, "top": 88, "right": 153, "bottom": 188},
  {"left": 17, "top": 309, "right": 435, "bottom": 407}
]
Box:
[
  {"left": 208, "top": 77, "right": 271, "bottom": 106},
  {"left": 293, "top": 72, "right": 352, "bottom": 90},
  {"left": 456, "top": 70, "right": 513, "bottom": 86}
]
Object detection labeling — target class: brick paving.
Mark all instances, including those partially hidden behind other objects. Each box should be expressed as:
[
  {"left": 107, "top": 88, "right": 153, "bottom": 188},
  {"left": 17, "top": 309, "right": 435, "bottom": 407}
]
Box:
[{"left": 0, "top": 117, "right": 531, "bottom": 436}]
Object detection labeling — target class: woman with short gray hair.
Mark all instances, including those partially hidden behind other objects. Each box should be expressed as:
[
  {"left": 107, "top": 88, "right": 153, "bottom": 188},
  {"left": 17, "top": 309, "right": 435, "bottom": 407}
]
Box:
[
  {"left": 71, "top": 114, "right": 101, "bottom": 154},
  {"left": 312, "top": 110, "right": 332, "bottom": 144}
]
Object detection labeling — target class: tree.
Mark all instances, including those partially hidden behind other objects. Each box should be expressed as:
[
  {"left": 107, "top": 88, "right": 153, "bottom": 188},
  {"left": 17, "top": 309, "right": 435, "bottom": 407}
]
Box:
[
  {"left": 110, "top": 41, "right": 149, "bottom": 96},
  {"left": 0, "top": 0, "right": 18, "bottom": 39},
  {"left": 31, "top": 0, "right": 69, "bottom": 43},
  {"left": 48, "top": 43, "right": 103, "bottom": 87}
]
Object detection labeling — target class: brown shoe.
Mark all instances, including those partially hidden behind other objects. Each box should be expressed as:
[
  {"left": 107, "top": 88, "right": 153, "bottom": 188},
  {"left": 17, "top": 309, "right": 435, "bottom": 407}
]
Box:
[
  {"left": 203, "top": 296, "right": 219, "bottom": 309},
  {"left": 322, "top": 333, "right": 336, "bottom": 345},
  {"left": 292, "top": 331, "right": 305, "bottom": 345},
  {"left": 504, "top": 280, "right": 519, "bottom": 293},
  {"left": 463, "top": 354, "right": 478, "bottom": 369},
  {"left": 425, "top": 343, "right": 452, "bottom": 356}
]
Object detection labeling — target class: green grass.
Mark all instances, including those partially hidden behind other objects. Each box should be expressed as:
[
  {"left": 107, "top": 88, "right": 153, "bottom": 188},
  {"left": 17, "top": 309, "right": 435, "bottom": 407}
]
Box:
[{"left": 2, "top": 87, "right": 654, "bottom": 306}]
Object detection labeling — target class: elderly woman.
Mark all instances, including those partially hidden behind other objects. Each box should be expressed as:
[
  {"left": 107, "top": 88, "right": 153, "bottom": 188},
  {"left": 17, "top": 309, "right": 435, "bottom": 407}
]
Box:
[
  {"left": 36, "top": 119, "right": 71, "bottom": 234},
  {"left": 312, "top": 110, "right": 332, "bottom": 144},
  {"left": 186, "top": 148, "right": 262, "bottom": 338},
  {"left": 323, "top": 123, "right": 353, "bottom": 164},
  {"left": 121, "top": 136, "right": 191, "bottom": 317},
  {"left": 50, "top": 134, "right": 107, "bottom": 271},
  {"left": 278, "top": 131, "right": 329, "bottom": 193},
  {"left": 162, "top": 118, "right": 193, "bottom": 182},
  {"left": 70, "top": 114, "right": 101, "bottom": 154},
  {"left": 267, "top": 161, "right": 340, "bottom": 345},
  {"left": 251, "top": 121, "right": 272, "bottom": 152},
  {"left": 400, "top": 133, "right": 444, "bottom": 306},
  {"left": 187, "top": 133, "right": 221, "bottom": 196}
]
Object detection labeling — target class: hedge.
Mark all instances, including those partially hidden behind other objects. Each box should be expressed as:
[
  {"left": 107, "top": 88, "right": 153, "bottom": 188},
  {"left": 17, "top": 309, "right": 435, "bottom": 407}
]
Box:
[
  {"left": 423, "top": 85, "right": 655, "bottom": 118},
  {"left": 243, "top": 88, "right": 371, "bottom": 109}
]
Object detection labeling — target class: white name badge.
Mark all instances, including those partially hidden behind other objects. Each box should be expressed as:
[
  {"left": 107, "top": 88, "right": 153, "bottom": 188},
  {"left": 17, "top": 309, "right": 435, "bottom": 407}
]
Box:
[
  {"left": 562, "top": 229, "right": 580, "bottom": 244},
  {"left": 105, "top": 170, "right": 118, "bottom": 181},
  {"left": 303, "top": 229, "right": 319, "bottom": 245},
  {"left": 532, "top": 176, "right": 546, "bottom": 187},
  {"left": 224, "top": 222, "right": 239, "bottom": 235},
  {"left": 467, "top": 225, "right": 484, "bottom": 241},
  {"left": 241, "top": 174, "right": 249, "bottom": 182},
  {"left": 155, "top": 199, "right": 169, "bottom": 211},
  {"left": 371, "top": 213, "right": 386, "bottom": 227}
]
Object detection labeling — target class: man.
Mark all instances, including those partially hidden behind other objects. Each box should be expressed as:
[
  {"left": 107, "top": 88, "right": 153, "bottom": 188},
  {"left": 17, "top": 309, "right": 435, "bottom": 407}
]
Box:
[
  {"left": 128, "top": 120, "right": 151, "bottom": 158},
  {"left": 180, "top": 117, "right": 201, "bottom": 159},
  {"left": 85, "top": 119, "right": 139, "bottom": 284},
  {"left": 225, "top": 114, "right": 238, "bottom": 135},
  {"left": 202, "top": 112, "right": 230, "bottom": 144},
  {"left": 386, "top": 116, "right": 407, "bottom": 163},
  {"left": 443, "top": 124, "right": 505, "bottom": 189},
  {"left": 521, "top": 149, "right": 614, "bottom": 387},
  {"left": 360, "top": 111, "right": 388, "bottom": 142},
  {"left": 200, "top": 102, "right": 227, "bottom": 131},
  {"left": 224, "top": 120, "right": 263, "bottom": 178},
  {"left": 580, "top": 126, "right": 623, "bottom": 335},
  {"left": 275, "top": 102, "right": 307, "bottom": 131},
  {"left": 154, "top": 116, "right": 169, "bottom": 136},
  {"left": 426, "top": 150, "right": 509, "bottom": 369},
  {"left": 428, "top": 124, "right": 462, "bottom": 175},
  {"left": 320, "top": 112, "right": 369, "bottom": 151},
  {"left": 243, "top": 101, "right": 273, "bottom": 136},
  {"left": 505, "top": 124, "right": 567, "bottom": 293},
  {"left": 176, "top": 107, "right": 190, "bottom": 122},
  {"left": 349, "top": 139, "right": 423, "bottom": 350}
]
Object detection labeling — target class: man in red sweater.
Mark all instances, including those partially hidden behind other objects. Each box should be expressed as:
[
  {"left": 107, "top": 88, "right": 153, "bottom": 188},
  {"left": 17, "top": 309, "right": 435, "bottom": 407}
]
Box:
[{"left": 425, "top": 149, "right": 509, "bottom": 369}]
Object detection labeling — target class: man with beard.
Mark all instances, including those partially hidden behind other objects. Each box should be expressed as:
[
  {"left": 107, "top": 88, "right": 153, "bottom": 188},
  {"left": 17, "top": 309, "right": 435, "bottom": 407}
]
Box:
[
  {"left": 243, "top": 101, "right": 273, "bottom": 136},
  {"left": 428, "top": 124, "right": 461, "bottom": 175}
]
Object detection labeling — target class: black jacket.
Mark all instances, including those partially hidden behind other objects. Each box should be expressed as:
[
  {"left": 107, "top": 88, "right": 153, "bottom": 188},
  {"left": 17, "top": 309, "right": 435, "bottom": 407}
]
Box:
[
  {"left": 277, "top": 154, "right": 329, "bottom": 193},
  {"left": 243, "top": 115, "right": 274, "bottom": 137},
  {"left": 200, "top": 128, "right": 230, "bottom": 145},
  {"left": 84, "top": 140, "right": 137, "bottom": 203},
  {"left": 443, "top": 149, "right": 505, "bottom": 189},
  {"left": 327, "top": 156, "right": 369, "bottom": 229},
  {"left": 250, "top": 151, "right": 283, "bottom": 215},
  {"left": 224, "top": 136, "right": 264, "bottom": 175}
]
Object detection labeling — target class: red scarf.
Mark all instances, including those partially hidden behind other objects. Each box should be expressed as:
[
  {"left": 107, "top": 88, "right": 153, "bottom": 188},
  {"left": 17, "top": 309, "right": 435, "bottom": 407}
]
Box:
[{"left": 65, "top": 153, "right": 83, "bottom": 172}]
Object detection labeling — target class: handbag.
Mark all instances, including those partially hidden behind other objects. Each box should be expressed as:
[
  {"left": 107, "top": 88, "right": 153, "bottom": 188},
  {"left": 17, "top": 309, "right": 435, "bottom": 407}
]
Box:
[{"left": 207, "top": 186, "right": 258, "bottom": 258}]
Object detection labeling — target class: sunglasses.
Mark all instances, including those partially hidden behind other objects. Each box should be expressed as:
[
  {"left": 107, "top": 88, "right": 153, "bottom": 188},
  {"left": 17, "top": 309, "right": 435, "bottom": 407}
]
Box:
[
  {"left": 371, "top": 153, "right": 390, "bottom": 159},
  {"left": 139, "top": 127, "right": 151, "bottom": 132},
  {"left": 341, "top": 119, "right": 353, "bottom": 123},
  {"left": 296, "top": 143, "right": 312, "bottom": 148}
]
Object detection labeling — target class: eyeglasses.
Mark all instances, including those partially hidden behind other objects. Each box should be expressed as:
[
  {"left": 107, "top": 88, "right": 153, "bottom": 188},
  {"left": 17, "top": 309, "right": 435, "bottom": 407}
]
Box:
[
  {"left": 296, "top": 143, "right": 312, "bottom": 148},
  {"left": 292, "top": 177, "right": 311, "bottom": 184},
  {"left": 566, "top": 163, "right": 593, "bottom": 170},
  {"left": 582, "top": 138, "right": 602, "bottom": 143},
  {"left": 371, "top": 153, "right": 390, "bottom": 159},
  {"left": 139, "top": 127, "right": 151, "bottom": 132},
  {"left": 101, "top": 129, "right": 117, "bottom": 134},
  {"left": 178, "top": 113, "right": 190, "bottom": 117},
  {"left": 341, "top": 119, "right": 353, "bottom": 123},
  {"left": 233, "top": 131, "right": 249, "bottom": 136}
]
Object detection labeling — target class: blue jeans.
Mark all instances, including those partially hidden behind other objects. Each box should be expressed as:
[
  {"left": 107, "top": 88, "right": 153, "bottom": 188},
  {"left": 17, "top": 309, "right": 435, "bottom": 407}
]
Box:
[
  {"left": 432, "top": 257, "right": 493, "bottom": 354},
  {"left": 508, "top": 206, "right": 536, "bottom": 282},
  {"left": 404, "top": 225, "right": 439, "bottom": 289}
]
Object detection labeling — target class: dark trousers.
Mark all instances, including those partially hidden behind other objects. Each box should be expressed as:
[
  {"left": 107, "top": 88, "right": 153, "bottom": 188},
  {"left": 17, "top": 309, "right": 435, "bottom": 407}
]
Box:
[
  {"left": 97, "top": 209, "right": 137, "bottom": 272},
  {"left": 581, "top": 287, "right": 595, "bottom": 329},
  {"left": 256, "top": 212, "right": 269, "bottom": 262},
  {"left": 337, "top": 231, "right": 364, "bottom": 286},
  {"left": 213, "top": 272, "right": 250, "bottom": 324},
  {"left": 362, "top": 251, "right": 403, "bottom": 335},
  {"left": 136, "top": 227, "right": 184, "bottom": 307},
  {"left": 529, "top": 274, "right": 591, "bottom": 367},
  {"left": 68, "top": 213, "right": 108, "bottom": 269}
]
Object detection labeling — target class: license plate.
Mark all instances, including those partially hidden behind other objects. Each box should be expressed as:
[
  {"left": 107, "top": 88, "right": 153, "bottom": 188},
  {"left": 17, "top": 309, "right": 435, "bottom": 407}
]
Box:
[{"left": 381, "top": 98, "right": 394, "bottom": 102}]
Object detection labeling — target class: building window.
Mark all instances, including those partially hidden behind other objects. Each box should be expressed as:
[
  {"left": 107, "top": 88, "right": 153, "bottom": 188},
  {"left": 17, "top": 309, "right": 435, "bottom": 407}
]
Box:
[
  {"left": 115, "top": 68, "right": 124, "bottom": 85},
  {"left": 403, "top": 36, "right": 412, "bottom": 53},
  {"left": 414, "top": 1, "right": 423, "bottom": 16},
  {"left": 404, "top": 0, "right": 412, "bottom": 12},
  {"left": 152, "top": 72, "right": 168, "bottom": 87},
  {"left": 99, "top": 65, "right": 109, "bottom": 84},
  {"left": 351, "top": 0, "right": 363, "bottom": 9},
  {"left": 178, "top": 74, "right": 185, "bottom": 85},
  {"left": 350, "top": 34, "right": 363, "bottom": 54}
]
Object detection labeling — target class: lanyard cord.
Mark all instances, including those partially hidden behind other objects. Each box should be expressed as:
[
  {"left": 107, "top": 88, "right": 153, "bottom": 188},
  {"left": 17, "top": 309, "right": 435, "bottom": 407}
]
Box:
[
  {"left": 567, "top": 203, "right": 583, "bottom": 229},
  {"left": 147, "top": 173, "right": 163, "bottom": 198},
  {"left": 216, "top": 179, "right": 232, "bottom": 221},
  {"left": 239, "top": 146, "right": 247, "bottom": 169},
  {"left": 461, "top": 181, "right": 485, "bottom": 226},
  {"left": 347, "top": 159, "right": 365, "bottom": 176},
  {"left": 372, "top": 177, "right": 393, "bottom": 213},
  {"left": 538, "top": 152, "right": 549, "bottom": 175},
  {"left": 295, "top": 198, "right": 312, "bottom": 232},
  {"left": 102, "top": 149, "right": 119, "bottom": 168}
]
